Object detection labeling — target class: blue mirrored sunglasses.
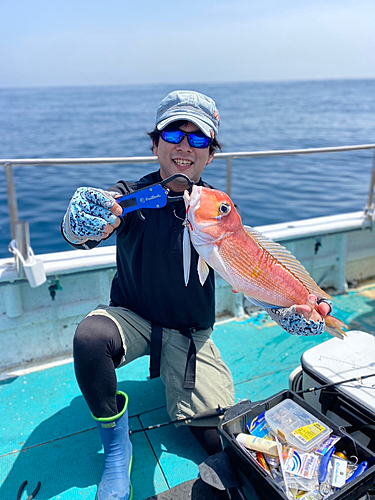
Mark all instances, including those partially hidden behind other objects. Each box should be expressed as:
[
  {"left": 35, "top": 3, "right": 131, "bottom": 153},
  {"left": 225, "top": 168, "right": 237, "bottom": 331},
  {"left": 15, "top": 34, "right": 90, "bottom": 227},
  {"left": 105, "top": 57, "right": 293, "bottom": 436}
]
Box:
[{"left": 161, "top": 129, "right": 211, "bottom": 149}]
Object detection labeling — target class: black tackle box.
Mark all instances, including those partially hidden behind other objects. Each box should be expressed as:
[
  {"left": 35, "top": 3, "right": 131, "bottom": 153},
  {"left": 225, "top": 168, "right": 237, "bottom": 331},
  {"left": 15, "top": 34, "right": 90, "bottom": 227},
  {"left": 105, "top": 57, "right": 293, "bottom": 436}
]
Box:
[
  {"left": 218, "top": 390, "right": 375, "bottom": 500},
  {"left": 295, "top": 330, "right": 375, "bottom": 452}
]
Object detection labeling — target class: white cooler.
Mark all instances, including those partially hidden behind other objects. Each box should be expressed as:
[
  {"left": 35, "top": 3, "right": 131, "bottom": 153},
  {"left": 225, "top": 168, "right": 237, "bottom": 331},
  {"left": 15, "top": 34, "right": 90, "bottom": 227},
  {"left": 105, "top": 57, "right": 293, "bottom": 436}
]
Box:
[{"left": 290, "top": 330, "right": 375, "bottom": 451}]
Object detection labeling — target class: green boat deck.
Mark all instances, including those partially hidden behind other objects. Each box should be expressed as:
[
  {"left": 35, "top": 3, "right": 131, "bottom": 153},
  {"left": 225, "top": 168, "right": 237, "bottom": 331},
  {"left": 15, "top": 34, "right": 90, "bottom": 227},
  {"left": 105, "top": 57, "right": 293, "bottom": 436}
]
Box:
[{"left": 1, "top": 283, "right": 375, "bottom": 500}]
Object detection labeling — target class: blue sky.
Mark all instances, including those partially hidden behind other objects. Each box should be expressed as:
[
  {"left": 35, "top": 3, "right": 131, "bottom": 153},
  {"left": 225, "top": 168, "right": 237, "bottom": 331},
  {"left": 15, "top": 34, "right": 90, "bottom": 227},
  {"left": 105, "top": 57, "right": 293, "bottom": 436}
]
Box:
[{"left": 1, "top": 0, "right": 375, "bottom": 88}]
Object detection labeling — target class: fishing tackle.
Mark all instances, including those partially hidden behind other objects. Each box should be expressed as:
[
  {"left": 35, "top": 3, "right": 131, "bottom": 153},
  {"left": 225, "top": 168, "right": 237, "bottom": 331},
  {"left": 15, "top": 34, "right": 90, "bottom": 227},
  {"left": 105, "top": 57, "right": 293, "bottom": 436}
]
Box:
[
  {"left": 129, "top": 405, "right": 227, "bottom": 435},
  {"left": 319, "top": 445, "right": 336, "bottom": 498},
  {"left": 296, "top": 372, "right": 375, "bottom": 395},
  {"left": 319, "top": 445, "right": 336, "bottom": 484},
  {"left": 346, "top": 460, "right": 368, "bottom": 483},
  {"left": 17, "top": 480, "right": 41, "bottom": 500}
]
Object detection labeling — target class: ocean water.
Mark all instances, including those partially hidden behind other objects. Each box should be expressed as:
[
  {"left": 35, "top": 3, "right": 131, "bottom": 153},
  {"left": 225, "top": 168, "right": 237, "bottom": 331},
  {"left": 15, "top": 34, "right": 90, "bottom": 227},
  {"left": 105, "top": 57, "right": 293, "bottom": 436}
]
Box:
[{"left": 1, "top": 79, "right": 375, "bottom": 258}]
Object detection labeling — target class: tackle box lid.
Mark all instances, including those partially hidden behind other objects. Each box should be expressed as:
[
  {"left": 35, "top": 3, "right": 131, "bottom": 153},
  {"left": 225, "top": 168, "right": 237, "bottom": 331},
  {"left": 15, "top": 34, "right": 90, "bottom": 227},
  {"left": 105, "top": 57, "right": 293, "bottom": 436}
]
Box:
[
  {"left": 301, "top": 330, "right": 375, "bottom": 414},
  {"left": 264, "top": 397, "right": 332, "bottom": 452}
]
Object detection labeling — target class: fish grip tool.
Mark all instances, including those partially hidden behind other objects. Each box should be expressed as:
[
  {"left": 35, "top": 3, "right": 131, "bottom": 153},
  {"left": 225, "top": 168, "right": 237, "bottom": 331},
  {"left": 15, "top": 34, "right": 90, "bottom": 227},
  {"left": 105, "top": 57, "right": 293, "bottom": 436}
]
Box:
[{"left": 116, "top": 173, "right": 194, "bottom": 217}]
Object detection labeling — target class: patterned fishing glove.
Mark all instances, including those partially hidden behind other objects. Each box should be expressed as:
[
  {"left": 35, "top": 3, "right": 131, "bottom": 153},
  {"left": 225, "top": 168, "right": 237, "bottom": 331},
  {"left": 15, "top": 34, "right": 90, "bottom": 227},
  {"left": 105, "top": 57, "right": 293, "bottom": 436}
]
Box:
[
  {"left": 62, "top": 187, "right": 119, "bottom": 245},
  {"left": 266, "top": 305, "right": 326, "bottom": 336}
]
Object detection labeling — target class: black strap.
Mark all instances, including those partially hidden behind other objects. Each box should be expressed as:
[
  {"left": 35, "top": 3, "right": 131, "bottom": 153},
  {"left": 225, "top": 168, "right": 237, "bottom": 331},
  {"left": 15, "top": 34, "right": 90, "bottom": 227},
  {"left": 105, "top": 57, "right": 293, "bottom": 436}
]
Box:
[
  {"left": 150, "top": 323, "right": 163, "bottom": 379},
  {"left": 179, "top": 327, "right": 197, "bottom": 390},
  {"left": 150, "top": 323, "right": 197, "bottom": 390}
]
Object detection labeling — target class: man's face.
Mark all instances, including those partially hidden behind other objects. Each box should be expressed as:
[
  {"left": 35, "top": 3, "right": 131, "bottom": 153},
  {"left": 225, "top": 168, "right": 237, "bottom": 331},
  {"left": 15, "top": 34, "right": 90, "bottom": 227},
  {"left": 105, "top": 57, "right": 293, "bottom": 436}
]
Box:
[{"left": 153, "top": 121, "right": 215, "bottom": 192}]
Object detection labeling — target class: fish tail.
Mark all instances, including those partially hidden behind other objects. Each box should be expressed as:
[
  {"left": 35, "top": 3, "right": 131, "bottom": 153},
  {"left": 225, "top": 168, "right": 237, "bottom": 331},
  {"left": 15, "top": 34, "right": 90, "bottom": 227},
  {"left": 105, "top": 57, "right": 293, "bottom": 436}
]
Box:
[{"left": 325, "top": 315, "right": 347, "bottom": 340}]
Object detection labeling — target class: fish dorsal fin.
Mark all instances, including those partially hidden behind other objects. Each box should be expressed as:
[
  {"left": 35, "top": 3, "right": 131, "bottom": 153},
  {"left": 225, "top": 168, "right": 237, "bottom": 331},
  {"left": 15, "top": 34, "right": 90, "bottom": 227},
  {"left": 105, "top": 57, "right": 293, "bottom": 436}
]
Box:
[
  {"left": 243, "top": 225, "right": 332, "bottom": 300},
  {"left": 197, "top": 256, "right": 210, "bottom": 285}
]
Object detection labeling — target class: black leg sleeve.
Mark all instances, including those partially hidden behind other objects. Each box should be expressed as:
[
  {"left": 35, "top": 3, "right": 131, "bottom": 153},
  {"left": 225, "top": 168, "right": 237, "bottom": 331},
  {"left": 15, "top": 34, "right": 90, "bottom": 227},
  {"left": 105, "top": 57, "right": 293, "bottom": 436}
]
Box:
[{"left": 73, "top": 314, "right": 125, "bottom": 418}]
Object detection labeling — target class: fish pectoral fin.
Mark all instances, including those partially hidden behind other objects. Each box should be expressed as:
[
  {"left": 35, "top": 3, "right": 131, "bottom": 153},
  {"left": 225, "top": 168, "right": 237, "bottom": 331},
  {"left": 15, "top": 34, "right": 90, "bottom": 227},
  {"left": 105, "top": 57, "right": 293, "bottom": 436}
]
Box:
[
  {"left": 197, "top": 256, "right": 210, "bottom": 285},
  {"left": 245, "top": 295, "right": 281, "bottom": 310},
  {"left": 196, "top": 244, "right": 236, "bottom": 288}
]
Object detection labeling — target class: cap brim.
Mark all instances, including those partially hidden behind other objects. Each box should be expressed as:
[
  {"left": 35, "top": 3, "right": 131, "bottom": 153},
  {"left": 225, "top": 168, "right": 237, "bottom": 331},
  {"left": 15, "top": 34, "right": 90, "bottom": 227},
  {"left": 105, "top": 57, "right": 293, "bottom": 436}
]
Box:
[{"left": 157, "top": 114, "right": 212, "bottom": 138}]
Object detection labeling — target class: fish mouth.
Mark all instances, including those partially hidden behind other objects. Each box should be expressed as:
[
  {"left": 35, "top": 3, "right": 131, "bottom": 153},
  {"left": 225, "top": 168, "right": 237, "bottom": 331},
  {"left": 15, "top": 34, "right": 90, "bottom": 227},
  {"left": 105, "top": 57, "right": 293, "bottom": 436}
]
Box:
[{"left": 184, "top": 185, "right": 201, "bottom": 212}]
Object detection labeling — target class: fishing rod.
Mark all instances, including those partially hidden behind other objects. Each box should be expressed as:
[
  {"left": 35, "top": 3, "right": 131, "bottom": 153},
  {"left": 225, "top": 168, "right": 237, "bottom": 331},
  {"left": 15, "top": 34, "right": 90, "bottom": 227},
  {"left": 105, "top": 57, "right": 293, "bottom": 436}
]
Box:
[
  {"left": 130, "top": 406, "right": 227, "bottom": 435},
  {"left": 130, "top": 374, "right": 375, "bottom": 434},
  {"left": 295, "top": 372, "right": 375, "bottom": 394}
]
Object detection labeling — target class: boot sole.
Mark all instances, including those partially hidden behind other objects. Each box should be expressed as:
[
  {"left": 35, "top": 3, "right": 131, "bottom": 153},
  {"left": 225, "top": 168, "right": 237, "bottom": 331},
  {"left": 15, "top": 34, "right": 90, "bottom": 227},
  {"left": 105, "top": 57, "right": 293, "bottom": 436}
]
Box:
[
  {"left": 95, "top": 484, "right": 133, "bottom": 500},
  {"left": 96, "top": 455, "right": 133, "bottom": 500},
  {"left": 96, "top": 483, "right": 133, "bottom": 500}
]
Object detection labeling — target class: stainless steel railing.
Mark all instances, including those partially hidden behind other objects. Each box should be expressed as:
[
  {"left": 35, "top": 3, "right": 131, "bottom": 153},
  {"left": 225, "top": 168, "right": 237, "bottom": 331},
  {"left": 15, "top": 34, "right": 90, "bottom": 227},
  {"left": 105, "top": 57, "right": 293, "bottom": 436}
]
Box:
[{"left": 2, "top": 143, "right": 375, "bottom": 240}]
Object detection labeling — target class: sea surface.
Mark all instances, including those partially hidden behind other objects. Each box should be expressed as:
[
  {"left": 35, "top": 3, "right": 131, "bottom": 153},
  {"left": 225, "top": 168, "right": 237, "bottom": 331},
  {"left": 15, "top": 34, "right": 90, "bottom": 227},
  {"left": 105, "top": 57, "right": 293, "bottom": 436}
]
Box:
[{"left": 1, "top": 79, "right": 375, "bottom": 258}]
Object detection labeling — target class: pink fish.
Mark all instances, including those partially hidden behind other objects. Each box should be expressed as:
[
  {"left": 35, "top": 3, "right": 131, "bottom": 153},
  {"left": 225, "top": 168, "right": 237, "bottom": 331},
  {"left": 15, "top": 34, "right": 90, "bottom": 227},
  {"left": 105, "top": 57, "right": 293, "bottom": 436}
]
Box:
[{"left": 184, "top": 185, "right": 347, "bottom": 339}]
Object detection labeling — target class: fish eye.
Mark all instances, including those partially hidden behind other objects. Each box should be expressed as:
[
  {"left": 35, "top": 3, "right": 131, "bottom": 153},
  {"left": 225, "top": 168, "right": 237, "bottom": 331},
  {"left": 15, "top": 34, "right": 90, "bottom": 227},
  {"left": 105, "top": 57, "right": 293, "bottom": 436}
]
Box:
[{"left": 219, "top": 202, "right": 231, "bottom": 215}]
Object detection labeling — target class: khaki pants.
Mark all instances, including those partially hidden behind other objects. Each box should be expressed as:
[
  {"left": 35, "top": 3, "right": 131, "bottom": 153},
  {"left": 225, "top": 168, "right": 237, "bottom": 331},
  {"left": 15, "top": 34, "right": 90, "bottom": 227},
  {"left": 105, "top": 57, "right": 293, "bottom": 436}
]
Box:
[{"left": 87, "top": 305, "right": 235, "bottom": 427}]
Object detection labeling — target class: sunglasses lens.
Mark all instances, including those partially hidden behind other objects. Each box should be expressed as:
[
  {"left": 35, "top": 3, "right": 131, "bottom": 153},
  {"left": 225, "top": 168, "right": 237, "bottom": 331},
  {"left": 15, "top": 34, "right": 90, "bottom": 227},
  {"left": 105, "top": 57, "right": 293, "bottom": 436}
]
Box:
[
  {"left": 161, "top": 129, "right": 211, "bottom": 148},
  {"left": 161, "top": 130, "right": 184, "bottom": 144},
  {"left": 188, "top": 133, "right": 210, "bottom": 149}
]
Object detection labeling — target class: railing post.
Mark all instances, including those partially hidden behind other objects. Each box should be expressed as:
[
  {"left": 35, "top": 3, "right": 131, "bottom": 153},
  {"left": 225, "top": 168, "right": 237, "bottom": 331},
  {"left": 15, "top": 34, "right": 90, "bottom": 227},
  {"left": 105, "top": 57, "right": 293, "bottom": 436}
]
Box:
[
  {"left": 14, "top": 221, "right": 30, "bottom": 278},
  {"left": 364, "top": 148, "right": 375, "bottom": 230},
  {"left": 4, "top": 162, "right": 19, "bottom": 240},
  {"left": 226, "top": 157, "right": 233, "bottom": 197}
]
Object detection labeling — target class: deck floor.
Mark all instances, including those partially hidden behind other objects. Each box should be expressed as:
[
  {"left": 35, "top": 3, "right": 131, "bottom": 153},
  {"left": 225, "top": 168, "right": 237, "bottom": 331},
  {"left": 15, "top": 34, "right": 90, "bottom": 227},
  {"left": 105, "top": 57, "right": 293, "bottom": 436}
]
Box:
[{"left": 1, "top": 284, "right": 375, "bottom": 500}]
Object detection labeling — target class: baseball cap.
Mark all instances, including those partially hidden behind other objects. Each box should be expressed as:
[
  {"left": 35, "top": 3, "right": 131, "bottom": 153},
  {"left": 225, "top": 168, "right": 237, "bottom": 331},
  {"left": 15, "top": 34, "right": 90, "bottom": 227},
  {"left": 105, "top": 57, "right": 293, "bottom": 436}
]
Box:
[{"left": 156, "top": 90, "right": 220, "bottom": 138}]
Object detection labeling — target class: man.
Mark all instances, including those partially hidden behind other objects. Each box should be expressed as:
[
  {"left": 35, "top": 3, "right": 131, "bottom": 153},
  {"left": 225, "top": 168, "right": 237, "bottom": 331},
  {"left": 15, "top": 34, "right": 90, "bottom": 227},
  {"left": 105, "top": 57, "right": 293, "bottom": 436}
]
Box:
[{"left": 62, "top": 90, "right": 331, "bottom": 500}]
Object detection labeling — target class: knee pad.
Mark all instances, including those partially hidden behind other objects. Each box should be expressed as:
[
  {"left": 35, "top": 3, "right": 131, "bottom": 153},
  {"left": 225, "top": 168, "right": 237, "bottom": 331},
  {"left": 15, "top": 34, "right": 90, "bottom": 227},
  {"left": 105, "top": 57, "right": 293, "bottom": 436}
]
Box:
[{"left": 74, "top": 314, "right": 123, "bottom": 360}]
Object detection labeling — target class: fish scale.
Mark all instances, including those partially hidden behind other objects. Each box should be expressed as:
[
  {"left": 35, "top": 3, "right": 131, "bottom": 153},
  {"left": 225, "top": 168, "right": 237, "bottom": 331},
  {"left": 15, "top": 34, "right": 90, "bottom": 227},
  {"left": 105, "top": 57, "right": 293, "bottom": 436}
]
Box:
[{"left": 221, "top": 235, "right": 309, "bottom": 307}]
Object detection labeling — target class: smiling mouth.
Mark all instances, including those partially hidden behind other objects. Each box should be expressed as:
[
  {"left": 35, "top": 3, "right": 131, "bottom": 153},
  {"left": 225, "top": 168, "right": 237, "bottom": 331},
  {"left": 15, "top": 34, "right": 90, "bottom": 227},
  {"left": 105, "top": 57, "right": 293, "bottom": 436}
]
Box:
[{"left": 173, "top": 159, "right": 193, "bottom": 167}]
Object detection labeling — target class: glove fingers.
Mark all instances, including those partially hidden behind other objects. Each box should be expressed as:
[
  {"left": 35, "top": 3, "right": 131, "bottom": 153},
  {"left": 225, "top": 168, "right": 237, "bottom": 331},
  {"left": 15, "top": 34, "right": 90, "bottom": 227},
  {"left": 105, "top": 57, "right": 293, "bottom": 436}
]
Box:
[
  {"left": 77, "top": 187, "right": 115, "bottom": 210},
  {"left": 63, "top": 187, "right": 119, "bottom": 245},
  {"left": 70, "top": 189, "right": 118, "bottom": 238},
  {"left": 71, "top": 203, "right": 118, "bottom": 225}
]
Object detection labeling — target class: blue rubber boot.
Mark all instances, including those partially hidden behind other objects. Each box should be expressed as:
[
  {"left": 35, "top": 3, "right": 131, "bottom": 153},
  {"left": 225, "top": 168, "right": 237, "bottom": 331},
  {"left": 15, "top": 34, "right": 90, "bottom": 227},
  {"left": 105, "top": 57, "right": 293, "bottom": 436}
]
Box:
[{"left": 93, "top": 391, "right": 133, "bottom": 500}]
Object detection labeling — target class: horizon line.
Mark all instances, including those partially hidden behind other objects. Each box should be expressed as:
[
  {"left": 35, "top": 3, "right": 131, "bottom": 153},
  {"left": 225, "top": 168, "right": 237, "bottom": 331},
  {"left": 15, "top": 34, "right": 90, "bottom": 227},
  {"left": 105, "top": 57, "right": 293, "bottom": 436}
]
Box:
[{"left": 1, "top": 76, "right": 375, "bottom": 92}]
